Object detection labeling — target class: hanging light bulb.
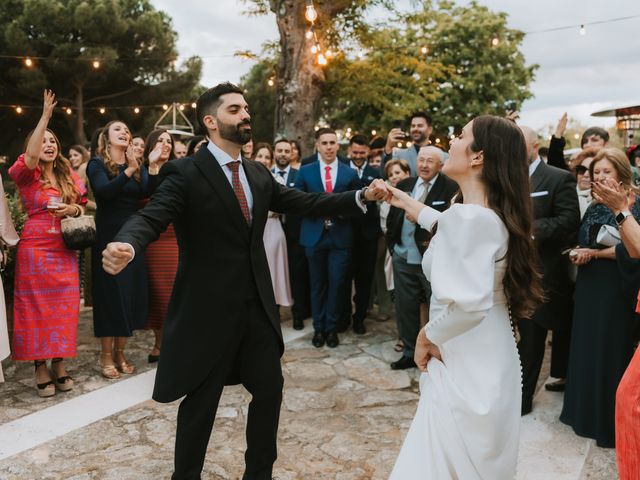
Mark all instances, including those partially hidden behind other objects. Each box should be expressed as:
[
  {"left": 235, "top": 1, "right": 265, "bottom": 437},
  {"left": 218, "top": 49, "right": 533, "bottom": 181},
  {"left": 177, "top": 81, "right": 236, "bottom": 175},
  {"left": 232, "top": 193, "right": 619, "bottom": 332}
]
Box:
[
  {"left": 92, "top": 60, "right": 100, "bottom": 69},
  {"left": 178, "top": 104, "right": 185, "bottom": 111},
  {"left": 579, "top": 24, "right": 586, "bottom": 35},
  {"left": 24, "top": 57, "right": 33, "bottom": 67},
  {"left": 99, "top": 107, "right": 106, "bottom": 114},
  {"left": 267, "top": 78, "right": 275, "bottom": 87},
  {"left": 15, "top": 106, "right": 23, "bottom": 114},
  {"left": 162, "top": 104, "right": 169, "bottom": 110},
  {"left": 311, "top": 45, "right": 318, "bottom": 54},
  {"left": 304, "top": 1, "right": 318, "bottom": 23},
  {"left": 305, "top": 29, "right": 313, "bottom": 40},
  {"left": 491, "top": 37, "right": 499, "bottom": 47},
  {"left": 371, "top": 129, "right": 377, "bottom": 136},
  {"left": 421, "top": 46, "right": 428, "bottom": 55},
  {"left": 317, "top": 53, "right": 327, "bottom": 65},
  {"left": 134, "top": 107, "right": 140, "bottom": 114},
  {"left": 191, "top": 102, "right": 197, "bottom": 108},
  {"left": 325, "top": 49, "right": 333, "bottom": 58},
  {"left": 65, "top": 107, "right": 72, "bottom": 115}
]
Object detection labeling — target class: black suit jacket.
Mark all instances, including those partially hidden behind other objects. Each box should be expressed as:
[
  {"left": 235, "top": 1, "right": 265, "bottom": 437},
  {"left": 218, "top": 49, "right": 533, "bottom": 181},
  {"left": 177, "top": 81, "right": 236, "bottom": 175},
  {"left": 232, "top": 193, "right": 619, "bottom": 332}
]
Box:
[
  {"left": 352, "top": 164, "right": 383, "bottom": 240},
  {"left": 530, "top": 160, "right": 580, "bottom": 329},
  {"left": 386, "top": 173, "right": 458, "bottom": 255},
  {"left": 114, "top": 147, "right": 363, "bottom": 402},
  {"left": 273, "top": 167, "right": 302, "bottom": 240}
]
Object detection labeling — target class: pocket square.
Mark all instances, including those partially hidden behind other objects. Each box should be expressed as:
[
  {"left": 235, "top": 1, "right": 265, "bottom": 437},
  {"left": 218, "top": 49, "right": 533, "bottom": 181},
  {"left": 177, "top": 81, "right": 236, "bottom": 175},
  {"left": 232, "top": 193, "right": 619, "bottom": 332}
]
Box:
[
  {"left": 289, "top": 183, "right": 295, "bottom": 187},
  {"left": 530, "top": 191, "right": 549, "bottom": 198},
  {"left": 431, "top": 200, "right": 446, "bottom": 206}
]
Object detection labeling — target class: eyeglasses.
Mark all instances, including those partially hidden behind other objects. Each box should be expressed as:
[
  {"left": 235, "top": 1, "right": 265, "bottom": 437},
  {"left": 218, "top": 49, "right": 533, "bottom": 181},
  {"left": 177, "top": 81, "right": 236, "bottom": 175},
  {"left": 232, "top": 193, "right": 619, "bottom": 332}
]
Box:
[{"left": 575, "top": 165, "right": 589, "bottom": 176}]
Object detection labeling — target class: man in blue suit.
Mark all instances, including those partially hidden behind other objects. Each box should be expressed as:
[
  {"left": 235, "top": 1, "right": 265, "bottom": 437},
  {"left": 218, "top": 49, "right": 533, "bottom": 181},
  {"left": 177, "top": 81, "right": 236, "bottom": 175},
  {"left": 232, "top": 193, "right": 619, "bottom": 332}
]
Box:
[
  {"left": 339, "top": 134, "right": 382, "bottom": 334},
  {"left": 295, "top": 128, "right": 364, "bottom": 348},
  {"left": 272, "top": 138, "right": 311, "bottom": 330}
]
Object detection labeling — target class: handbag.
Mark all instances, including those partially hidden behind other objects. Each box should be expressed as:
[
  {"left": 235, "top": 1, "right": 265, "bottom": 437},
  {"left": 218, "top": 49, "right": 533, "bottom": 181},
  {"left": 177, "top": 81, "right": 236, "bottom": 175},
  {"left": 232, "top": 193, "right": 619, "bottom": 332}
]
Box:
[
  {"left": 61, "top": 215, "right": 96, "bottom": 250},
  {"left": 596, "top": 224, "right": 621, "bottom": 247}
]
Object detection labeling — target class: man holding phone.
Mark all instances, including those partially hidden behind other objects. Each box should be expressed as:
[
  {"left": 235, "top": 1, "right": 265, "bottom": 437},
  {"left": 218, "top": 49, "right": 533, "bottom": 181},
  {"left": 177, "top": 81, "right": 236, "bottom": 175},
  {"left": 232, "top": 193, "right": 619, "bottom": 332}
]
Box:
[{"left": 382, "top": 112, "right": 433, "bottom": 176}]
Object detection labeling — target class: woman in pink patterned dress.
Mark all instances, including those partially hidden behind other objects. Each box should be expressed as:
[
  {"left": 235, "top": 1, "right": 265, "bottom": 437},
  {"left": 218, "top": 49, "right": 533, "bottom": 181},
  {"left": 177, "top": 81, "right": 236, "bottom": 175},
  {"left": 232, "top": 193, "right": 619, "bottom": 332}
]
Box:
[{"left": 9, "top": 90, "right": 87, "bottom": 397}]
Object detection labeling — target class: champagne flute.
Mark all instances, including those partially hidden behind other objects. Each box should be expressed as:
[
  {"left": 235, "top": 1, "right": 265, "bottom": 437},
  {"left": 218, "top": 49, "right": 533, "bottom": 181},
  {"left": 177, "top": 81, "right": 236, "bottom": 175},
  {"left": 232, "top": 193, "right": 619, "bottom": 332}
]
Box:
[{"left": 46, "top": 195, "right": 62, "bottom": 233}]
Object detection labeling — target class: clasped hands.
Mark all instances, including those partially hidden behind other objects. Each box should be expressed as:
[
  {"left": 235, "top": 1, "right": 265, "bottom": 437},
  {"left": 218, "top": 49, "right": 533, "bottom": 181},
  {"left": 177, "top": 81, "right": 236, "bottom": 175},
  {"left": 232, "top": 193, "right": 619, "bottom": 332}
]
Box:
[{"left": 365, "top": 179, "right": 411, "bottom": 207}]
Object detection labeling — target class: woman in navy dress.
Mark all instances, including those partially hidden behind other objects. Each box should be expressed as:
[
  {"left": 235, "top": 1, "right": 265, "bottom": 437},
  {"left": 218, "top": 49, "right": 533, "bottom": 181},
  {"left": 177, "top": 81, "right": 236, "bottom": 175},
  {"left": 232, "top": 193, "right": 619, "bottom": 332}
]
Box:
[{"left": 87, "top": 121, "right": 158, "bottom": 379}]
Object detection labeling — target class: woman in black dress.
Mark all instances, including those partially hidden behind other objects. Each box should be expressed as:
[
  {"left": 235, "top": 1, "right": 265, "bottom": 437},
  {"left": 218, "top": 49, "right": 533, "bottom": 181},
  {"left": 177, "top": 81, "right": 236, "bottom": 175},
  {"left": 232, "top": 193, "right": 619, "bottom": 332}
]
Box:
[
  {"left": 561, "top": 148, "right": 640, "bottom": 447},
  {"left": 87, "top": 121, "right": 159, "bottom": 379}
]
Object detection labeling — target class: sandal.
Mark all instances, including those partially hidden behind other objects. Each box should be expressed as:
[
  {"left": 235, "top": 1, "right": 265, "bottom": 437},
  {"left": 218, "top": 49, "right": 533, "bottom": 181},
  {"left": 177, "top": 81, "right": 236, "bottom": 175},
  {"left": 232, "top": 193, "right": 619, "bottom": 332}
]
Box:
[
  {"left": 114, "top": 349, "right": 135, "bottom": 375},
  {"left": 51, "top": 358, "right": 74, "bottom": 392},
  {"left": 34, "top": 360, "right": 55, "bottom": 398},
  {"left": 98, "top": 353, "right": 121, "bottom": 380},
  {"left": 148, "top": 345, "right": 161, "bottom": 364},
  {"left": 394, "top": 340, "right": 404, "bottom": 353}
]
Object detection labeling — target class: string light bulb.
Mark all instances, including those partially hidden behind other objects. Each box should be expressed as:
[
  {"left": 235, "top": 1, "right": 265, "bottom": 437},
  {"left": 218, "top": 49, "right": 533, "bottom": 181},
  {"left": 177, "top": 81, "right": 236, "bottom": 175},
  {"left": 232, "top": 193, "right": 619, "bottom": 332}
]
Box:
[
  {"left": 15, "top": 106, "right": 23, "bottom": 114},
  {"left": 162, "top": 104, "right": 169, "bottom": 110},
  {"left": 304, "top": 2, "right": 318, "bottom": 23},
  {"left": 24, "top": 57, "right": 33, "bottom": 67},
  {"left": 579, "top": 24, "right": 586, "bottom": 35},
  {"left": 99, "top": 107, "right": 106, "bottom": 114},
  {"left": 311, "top": 45, "right": 318, "bottom": 54},
  {"left": 317, "top": 53, "right": 327, "bottom": 65},
  {"left": 325, "top": 49, "right": 333, "bottom": 58},
  {"left": 178, "top": 104, "right": 185, "bottom": 111},
  {"left": 191, "top": 102, "right": 197, "bottom": 108},
  {"left": 421, "top": 46, "right": 428, "bottom": 55},
  {"left": 305, "top": 29, "right": 313, "bottom": 40},
  {"left": 491, "top": 37, "right": 500, "bottom": 47},
  {"left": 134, "top": 107, "right": 140, "bottom": 114},
  {"left": 371, "top": 130, "right": 377, "bottom": 136},
  {"left": 92, "top": 60, "right": 100, "bottom": 69},
  {"left": 267, "top": 78, "right": 275, "bottom": 87},
  {"left": 65, "top": 107, "right": 72, "bottom": 115}
]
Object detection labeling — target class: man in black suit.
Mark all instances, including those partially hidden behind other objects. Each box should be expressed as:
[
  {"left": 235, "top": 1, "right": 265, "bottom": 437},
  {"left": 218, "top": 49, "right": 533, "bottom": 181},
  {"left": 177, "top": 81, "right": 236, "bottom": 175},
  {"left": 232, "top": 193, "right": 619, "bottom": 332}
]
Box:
[
  {"left": 272, "top": 138, "right": 310, "bottom": 330},
  {"left": 386, "top": 146, "right": 458, "bottom": 370},
  {"left": 340, "top": 134, "right": 383, "bottom": 334},
  {"left": 101, "top": 82, "right": 389, "bottom": 480},
  {"left": 518, "top": 126, "right": 580, "bottom": 415}
]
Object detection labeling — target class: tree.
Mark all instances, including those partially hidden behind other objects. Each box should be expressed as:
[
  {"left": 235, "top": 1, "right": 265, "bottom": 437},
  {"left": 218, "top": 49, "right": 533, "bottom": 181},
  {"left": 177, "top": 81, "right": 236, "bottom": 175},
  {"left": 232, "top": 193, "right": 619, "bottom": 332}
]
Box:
[
  {"left": 242, "top": 0, "right": 391, "bottom": 153},
  {"left": 0, "top": 0, "right": 202, "bottom": 153}
]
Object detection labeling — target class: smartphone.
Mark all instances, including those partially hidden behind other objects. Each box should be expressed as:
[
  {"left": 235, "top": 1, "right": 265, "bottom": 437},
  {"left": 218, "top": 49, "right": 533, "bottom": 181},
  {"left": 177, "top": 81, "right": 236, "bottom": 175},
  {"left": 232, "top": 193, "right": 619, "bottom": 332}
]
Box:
[{"left": 392, "top": 119, "right": 409, "bottom": 141}]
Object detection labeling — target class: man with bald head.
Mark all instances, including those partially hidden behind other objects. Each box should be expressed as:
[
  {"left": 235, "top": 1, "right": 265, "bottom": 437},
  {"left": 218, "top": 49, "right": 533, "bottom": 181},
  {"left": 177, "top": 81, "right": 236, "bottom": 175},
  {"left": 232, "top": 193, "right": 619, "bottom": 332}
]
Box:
[
  {"left": 385, "top": 145, "right": 458, "bottom": 369},
  {"left": 518, "top": 125, "right": 580, "bottom": 415}
]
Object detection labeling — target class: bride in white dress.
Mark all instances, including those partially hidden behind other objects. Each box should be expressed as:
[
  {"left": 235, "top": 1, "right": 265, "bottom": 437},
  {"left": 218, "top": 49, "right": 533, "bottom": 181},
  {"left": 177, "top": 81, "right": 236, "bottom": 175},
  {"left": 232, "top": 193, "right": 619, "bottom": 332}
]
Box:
[{"left": 387, "top": 115, "right": 543, "bottom": 480}]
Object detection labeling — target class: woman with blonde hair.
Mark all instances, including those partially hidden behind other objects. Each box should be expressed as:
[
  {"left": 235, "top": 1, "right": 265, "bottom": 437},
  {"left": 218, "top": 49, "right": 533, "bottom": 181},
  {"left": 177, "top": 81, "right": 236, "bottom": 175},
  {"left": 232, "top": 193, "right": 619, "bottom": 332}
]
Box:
[
  {"left": 87, "top": 121, "right": 160, "bottom": 379},
  {"left": 561, "top": 148, "right": 640, "bottom": 447},
  {"left": 9, "top": 90, "right": 87, "bottom": 396}
]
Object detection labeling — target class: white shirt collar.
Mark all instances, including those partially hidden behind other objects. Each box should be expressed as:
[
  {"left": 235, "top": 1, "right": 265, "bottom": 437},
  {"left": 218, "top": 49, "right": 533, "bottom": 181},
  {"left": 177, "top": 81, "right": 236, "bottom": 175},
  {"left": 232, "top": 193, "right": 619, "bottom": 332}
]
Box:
[
  {"left": 207, "top": 140, "right": 242, "bottom": 167},
  {"left": 320, "top": 157, "right": 339, "bottom": 169},
  {"left": 273, "top": 164, "right": 291, "bottom": 175},
  {"left": 350, "top": 160, "right": 367, "bottom": 171},
  {"left": 529, "top": 157, "right": 542, "bottom": 177}
]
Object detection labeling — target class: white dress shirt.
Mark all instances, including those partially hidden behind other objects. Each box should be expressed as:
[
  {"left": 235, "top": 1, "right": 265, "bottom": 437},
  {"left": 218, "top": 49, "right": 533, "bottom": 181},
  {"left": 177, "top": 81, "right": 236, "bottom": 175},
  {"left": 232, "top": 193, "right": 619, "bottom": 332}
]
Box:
[
  {"left": 413, "top": 174, "right": 438, "bottom": 201},
  {"left": 529, "top": 157, "right": 542, "bottom": 177},
  {"left": 272, "top": 165, "right": 290, "bottom": 186},
  {"left": 207, "top": 141, "right": 254, "bottom": 219},
  {"left": 350, "top": 160, "right": 367, "bottom": 179}
]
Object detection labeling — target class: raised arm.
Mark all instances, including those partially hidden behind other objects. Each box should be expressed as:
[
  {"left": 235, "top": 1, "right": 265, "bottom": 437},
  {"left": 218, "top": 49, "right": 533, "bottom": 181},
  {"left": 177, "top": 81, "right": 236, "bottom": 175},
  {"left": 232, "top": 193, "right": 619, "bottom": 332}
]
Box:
[{"left": 25, "top": 90, "right": 57, "bottom": 169}]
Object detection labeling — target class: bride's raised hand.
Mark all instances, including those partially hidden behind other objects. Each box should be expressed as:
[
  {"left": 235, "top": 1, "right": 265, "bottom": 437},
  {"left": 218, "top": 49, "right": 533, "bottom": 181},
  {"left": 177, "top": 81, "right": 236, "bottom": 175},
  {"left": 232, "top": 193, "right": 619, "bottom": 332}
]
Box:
[{"left": 387, "top": 184, "right": 411, "bottom": 209}]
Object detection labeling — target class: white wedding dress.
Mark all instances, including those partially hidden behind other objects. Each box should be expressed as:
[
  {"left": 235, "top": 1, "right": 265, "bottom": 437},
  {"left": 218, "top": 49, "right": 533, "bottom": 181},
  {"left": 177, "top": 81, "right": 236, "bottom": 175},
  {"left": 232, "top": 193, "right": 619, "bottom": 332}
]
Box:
[{"left": 390, "top": 203, "right": 521, "bottom": 480}]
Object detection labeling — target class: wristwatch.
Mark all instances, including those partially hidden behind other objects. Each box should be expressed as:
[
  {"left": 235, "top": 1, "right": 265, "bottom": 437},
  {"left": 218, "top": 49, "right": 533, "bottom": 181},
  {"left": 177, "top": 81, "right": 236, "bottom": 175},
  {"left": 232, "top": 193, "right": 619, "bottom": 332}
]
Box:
[
  {"left": 359, "top": 187, "right": 369, "bottom": 203},
  {"left": 615, "top": 210, "right": 631, "bottom": 226}
]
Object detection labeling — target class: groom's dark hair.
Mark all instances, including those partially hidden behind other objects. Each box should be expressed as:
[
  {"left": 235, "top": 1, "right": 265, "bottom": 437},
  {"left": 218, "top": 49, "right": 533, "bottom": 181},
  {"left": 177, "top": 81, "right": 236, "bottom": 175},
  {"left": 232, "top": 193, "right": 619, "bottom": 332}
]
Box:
[{"left": 196, "top": 82, "right": 245, "bottom": 133}]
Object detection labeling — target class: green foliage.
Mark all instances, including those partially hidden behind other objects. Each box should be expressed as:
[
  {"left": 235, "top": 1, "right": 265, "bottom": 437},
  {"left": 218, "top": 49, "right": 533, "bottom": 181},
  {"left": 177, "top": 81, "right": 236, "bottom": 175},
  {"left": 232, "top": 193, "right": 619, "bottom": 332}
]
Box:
[
  {"left": 1, "top": 191, "right": 28, "bottom": 311},
  {"left": 0, "top": 0, "right": 203, "bottom": 157},
  {"left": 241, "top": 60, "right": 277, "bottom": 142}
]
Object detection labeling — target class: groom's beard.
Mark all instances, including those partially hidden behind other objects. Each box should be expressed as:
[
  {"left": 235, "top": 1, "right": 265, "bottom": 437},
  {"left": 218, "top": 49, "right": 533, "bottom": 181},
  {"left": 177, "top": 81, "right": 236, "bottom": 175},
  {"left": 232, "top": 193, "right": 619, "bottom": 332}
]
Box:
[{"left": 218, "top": 119, "right": 252, "bottom": 145}]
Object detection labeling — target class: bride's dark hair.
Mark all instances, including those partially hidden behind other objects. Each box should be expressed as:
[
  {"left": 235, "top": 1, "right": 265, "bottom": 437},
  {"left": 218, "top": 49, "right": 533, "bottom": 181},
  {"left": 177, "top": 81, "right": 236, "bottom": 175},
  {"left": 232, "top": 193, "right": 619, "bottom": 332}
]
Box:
[{"left": 469, "top": 115, "right": 543, "bottom": 320}]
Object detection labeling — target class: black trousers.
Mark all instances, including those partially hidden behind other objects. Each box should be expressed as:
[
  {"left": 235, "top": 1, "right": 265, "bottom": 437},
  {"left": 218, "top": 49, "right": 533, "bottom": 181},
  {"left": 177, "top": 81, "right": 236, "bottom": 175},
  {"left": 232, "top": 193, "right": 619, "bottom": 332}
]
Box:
[
  {"left": 518, "top": 319, "right": 548, "bottom": 405},
  {"left": 172, "top": 300, "right": 283, "bottom": 480},
  {"left": 286, "top": 235, "right": 311, "bottom": 322},
  {"left": 550, "top": 325, "right": 571, "bottom": 379},
  {"left": 350, "top": 231, "right": 379, "bottom": 323}
]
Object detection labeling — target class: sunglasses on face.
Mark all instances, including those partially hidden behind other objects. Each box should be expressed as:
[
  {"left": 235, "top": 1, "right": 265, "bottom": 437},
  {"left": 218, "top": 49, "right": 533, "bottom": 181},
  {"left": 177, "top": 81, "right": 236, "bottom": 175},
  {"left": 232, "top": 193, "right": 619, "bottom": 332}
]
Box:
[{"left": 575, "top": 165, "right": 589, "bottom": 176}]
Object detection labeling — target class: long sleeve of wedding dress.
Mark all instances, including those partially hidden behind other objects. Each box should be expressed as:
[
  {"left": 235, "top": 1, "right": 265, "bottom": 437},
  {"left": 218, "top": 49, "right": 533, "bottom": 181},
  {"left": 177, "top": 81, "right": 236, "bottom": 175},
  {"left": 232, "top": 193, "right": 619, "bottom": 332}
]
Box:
[{"left": 390, "top": 204, "right": 521, "bottom": 480}]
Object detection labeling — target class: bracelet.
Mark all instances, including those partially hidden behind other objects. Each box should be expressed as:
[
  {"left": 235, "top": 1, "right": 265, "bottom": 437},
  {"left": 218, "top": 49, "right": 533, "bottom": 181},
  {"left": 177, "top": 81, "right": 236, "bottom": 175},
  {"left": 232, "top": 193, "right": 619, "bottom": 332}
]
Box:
[
  {"left": 359, "top": 187, "right": 369, "bottom": 203},
  {"left": 74, "top": 205, "right": 82, "bottom": 217}
]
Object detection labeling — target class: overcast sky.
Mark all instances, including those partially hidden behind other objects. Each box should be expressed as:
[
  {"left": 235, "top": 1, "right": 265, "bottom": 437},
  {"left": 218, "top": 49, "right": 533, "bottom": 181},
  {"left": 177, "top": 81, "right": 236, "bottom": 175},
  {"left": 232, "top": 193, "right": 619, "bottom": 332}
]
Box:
[{"left": 151, "top": 0, "right": 638, "bottom": 131}]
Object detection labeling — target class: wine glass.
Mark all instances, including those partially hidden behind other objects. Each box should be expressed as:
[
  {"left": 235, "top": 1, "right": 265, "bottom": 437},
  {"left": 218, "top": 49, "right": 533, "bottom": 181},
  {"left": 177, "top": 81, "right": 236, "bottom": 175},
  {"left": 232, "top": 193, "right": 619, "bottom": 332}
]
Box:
[{"left": 46, "top": 195, "right": 62, "bottom": 233}]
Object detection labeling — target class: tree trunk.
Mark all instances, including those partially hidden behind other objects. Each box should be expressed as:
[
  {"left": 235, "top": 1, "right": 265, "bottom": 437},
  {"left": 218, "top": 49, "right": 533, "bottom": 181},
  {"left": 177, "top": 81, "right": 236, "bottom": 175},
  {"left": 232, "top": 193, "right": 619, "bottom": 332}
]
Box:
[
  {"left": 73, "top": 87, "right": 88, "bottom": 145},
  {"left": 272, "top": 0, "right": 325, "bottom": 157}
]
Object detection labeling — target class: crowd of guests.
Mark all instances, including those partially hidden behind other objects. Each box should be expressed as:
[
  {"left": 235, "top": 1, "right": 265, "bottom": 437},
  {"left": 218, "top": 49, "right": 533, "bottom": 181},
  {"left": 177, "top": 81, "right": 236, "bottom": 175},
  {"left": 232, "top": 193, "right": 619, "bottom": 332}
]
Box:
[{"left": 0, "top": 89, "right": 639, "bottom": 477}]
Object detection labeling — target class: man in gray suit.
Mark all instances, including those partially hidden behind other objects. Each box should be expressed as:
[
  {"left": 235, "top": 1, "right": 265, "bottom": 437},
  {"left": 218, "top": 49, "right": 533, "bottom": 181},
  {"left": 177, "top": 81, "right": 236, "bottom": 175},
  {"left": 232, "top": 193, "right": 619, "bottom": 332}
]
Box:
[{"left": 382, "top": 112, "right": 434, "bottom": 176}]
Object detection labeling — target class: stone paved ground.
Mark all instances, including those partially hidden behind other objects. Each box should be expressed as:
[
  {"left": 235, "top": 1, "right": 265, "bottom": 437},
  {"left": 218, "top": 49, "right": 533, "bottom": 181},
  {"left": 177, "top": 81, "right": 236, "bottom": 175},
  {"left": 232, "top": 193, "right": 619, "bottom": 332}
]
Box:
[{"left": 0, "top": 308, "right": 618, "bottom": 479}]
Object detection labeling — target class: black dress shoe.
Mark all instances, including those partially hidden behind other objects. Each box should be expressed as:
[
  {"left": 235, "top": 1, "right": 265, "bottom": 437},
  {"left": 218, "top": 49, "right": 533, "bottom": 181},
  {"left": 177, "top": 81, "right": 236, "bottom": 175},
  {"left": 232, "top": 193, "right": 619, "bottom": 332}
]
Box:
[
  {"left": 312, "top": 331, "right": 325, "bottom": 348},
  {"left": 325, "top": 332, "right": 339, "bottom": 348},
  {"left": 147, "top": 354, "right": 160, "bottom": 364},
  {"left": 335, "top": 322, "right": 349, "bottom": 333},
  {"left": 390, "top": 356, "right": 416, "bottom": 370},
  {"left": 353, "top": 322, "right": 366, "bottom": 335},
  {"left": 292, "top": 318, "right": 304, "bottom": 330},
  {"left": 544, "top": 379, "right": 566, "bottom": 392}
]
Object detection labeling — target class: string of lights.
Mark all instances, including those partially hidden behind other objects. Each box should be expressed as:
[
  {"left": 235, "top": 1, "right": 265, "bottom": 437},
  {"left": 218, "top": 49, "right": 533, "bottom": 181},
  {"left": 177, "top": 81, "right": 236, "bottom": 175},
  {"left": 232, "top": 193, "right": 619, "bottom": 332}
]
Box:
[{"left": 3, "top": 102, "right": 198, "bottom": 116}]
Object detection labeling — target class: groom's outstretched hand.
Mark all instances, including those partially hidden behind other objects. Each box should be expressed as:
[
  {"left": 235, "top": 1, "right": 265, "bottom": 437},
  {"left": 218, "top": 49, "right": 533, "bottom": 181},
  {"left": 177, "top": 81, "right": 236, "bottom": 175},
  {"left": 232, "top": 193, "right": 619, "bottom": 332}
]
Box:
[
  {"left": 364, "top": 178, "right": 390, "bottom": 201},
  {"left": 103, "top": 242, "right": 134, "bottom": 275}
]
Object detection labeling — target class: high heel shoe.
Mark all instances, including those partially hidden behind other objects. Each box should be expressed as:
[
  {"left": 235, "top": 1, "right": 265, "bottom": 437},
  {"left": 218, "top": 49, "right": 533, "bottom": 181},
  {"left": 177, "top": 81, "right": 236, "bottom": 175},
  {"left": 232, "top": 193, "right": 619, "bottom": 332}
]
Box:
[
  {"left": 51, "top": 358, "right": 74, "bottom": 392},
  {"left": 34, "top": 360, "right": 55, "bottom": 398},
  {"left": 114, "top": 349, "right": 135, "bottom": 374},
  {"left": 98, "top": 353, "right": 121, "bottom": 380},
  {"left": 148, "top": 345, "right": 160, "bottom": 364}
]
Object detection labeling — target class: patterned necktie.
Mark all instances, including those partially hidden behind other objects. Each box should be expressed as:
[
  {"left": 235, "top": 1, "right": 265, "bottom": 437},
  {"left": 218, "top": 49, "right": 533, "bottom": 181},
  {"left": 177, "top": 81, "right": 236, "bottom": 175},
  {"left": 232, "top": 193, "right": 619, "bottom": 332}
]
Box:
[
  {"left": 227, "top": 161, "right": 250, "bottom": 224},
  {"left": 417, "top": 180, "right": 430, "bottom": 204},
  {"left": 324, "top": 165, "right": 333, "bottom": 193}
]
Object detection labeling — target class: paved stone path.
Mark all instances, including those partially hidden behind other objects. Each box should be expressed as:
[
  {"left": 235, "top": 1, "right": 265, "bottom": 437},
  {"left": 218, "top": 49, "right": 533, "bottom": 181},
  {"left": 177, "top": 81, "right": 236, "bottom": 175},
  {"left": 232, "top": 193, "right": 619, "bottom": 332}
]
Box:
[{"left": 0, "top": 308, "right": 618, "bottom": 479}]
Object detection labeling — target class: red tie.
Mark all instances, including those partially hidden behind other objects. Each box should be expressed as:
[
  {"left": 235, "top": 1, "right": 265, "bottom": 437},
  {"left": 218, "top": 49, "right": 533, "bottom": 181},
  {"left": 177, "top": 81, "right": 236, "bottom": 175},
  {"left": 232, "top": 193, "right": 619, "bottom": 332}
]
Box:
[
  {"left": 228, "top": 161, "right": 251, "bottom": 224},
  {"left": 324, "top": 165, "right": 333, "bottom": 193}
]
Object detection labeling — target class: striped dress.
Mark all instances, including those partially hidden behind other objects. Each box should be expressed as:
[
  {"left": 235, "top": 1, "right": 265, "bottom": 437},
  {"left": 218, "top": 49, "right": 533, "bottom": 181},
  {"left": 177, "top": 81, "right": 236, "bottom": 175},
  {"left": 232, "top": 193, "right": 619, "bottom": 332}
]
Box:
[{"left": 145, "top": 223, "right": 178, "bottom": 330}]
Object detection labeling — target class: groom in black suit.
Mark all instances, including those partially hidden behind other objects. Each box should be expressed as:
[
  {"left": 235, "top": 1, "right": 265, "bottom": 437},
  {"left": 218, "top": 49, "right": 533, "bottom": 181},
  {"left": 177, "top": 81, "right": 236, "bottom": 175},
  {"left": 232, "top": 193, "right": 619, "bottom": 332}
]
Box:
[
  {"left": 518, "top": 126, "right": 580, "bottom": 415},
  {"left": 101, "top": 82, "right": 388, "bottom": 479}
]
